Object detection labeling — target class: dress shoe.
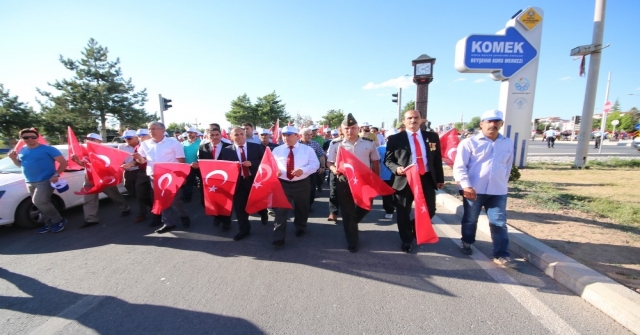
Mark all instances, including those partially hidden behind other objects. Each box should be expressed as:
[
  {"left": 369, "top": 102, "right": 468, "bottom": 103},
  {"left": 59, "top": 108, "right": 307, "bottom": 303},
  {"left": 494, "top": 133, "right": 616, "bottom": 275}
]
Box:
[
  {"left": 327, "top": 213, "right": 337, "bottom": 221},
  {"left": 155, "top": 225, "right": 175, "bottom": 234},
  {"left": 233, "top": 231, "right": 250, "bottom": 241},
  {"left": 272, "top": 239, "right": 285, "bottom": 246},
  {"left": 348, "top": 244, "right": 359, "bottom": 253},
  {"left": 80, "top": 221, "right": 99, "bottom": 229},
  {"left": 120, "top": 209, "right": 131, "bottom": 217},
  {"left": 260, "top": 211, "right": 268, "bottom": 225},
  {"left": 295, "top": 229, "right": 305, "bottom": 237},
  {"left": 134, "top": 215, "right": 145, "bottom": 223},
  {"left": 401, "top": 243, "right": 412, "bottom": 253},
  {"left": 181, "top": 216, "right": 191, "bottom": 228}
]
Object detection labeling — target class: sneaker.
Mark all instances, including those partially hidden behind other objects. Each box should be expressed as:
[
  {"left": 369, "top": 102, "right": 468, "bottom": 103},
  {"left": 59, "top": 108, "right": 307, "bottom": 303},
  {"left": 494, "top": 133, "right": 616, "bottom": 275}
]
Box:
[
  {"left": 384, "top": 213, "right": 393, "bottom": 219},
  {"left": 37, "top": 225, "right": 53, "bottom": 234},
  {"left": 51, "top": 219, "right": 67, "bottom": 233},
  {"left": 493, "top": 256, "right": 517, "bottom": 268},
  {"left": 268, "top": 209, "right": 275, "bottom": 217},
  {"left": 460, "top": 242, "right": 473, "bottom": 255}
]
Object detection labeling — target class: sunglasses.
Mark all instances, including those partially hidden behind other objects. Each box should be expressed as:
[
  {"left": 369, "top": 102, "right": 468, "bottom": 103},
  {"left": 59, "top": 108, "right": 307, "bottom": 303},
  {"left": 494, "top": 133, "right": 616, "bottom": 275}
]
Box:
[{"left": 22, "top": 136, "right": 38, "bottom": 140}]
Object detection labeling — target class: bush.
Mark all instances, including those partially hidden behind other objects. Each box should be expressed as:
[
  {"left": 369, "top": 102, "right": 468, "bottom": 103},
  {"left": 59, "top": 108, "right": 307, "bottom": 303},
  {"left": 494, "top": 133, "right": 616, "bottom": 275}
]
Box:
[{"left": 509, "top": 165, "right": 521, "bottom": 182}]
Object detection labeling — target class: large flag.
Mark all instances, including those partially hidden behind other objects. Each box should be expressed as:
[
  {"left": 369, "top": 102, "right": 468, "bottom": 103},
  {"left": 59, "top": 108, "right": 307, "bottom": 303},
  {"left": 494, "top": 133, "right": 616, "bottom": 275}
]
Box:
[
  {"left": 67, "top": 126, "right": 84, "bottom": 170},
  {"left": 199, "top": 160, "right": 239, "bottom": 216},
  {"left": 335, "top": 146, "right": 395, "bottom": 210},
  {"left": 404, "top": 164, "right": 439, "bottom": 244},
  {"left": 439, "top": 129, "right": 460, "bottom": 168},
  {"left": 151, "top": 163, "right": 191, "bottom": 215},
  {"left": 221, "top": 128, "right": 229, "bottom": 140},
  {"left": 245, "top": 147, "right": 293, "bottom": 214},
  {"left": 74, "top": 142, "right": 130, "bottom": 195},
  {"left": 271, "top": 119, "right": 280, "bottom": 144}
]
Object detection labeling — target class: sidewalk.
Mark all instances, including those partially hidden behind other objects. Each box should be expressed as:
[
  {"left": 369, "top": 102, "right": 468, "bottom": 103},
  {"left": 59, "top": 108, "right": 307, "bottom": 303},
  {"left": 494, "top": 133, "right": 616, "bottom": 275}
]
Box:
[{"left": 435, "top": 190, "right": 640, "bottom": 335}]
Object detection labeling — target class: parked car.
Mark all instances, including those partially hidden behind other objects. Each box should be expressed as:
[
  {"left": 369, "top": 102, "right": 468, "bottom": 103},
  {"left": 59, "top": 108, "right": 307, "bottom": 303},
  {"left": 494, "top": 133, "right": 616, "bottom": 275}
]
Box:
[
  {"left": 0, "top": 144, "right": 125, "bottom": 228},
  {"left": 633, "top": 137, "right": 640, "bottom": 151}
]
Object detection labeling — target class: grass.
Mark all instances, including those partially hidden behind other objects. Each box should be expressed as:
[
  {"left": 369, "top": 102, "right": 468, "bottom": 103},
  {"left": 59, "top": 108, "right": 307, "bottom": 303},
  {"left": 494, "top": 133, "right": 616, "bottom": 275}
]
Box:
[{"left": 526, "top": 158, "right": 640, "bottom": 170}]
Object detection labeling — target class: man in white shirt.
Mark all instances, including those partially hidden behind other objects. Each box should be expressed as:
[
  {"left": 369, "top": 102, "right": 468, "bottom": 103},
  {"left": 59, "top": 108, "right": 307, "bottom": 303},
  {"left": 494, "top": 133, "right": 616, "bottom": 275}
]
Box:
[
  {"left": 271, "top": 126, "right": 320, "bottom": 246},
  {"left": 544, "top": 128, "right": 557, "bottom": 148},
  {"left": 119, "top": 130, "right": 153, "bottom": 223}
]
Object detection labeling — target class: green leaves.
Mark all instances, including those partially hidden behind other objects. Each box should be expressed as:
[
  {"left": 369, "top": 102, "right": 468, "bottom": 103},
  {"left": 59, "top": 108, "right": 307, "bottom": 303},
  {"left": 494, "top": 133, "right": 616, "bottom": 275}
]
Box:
[{"left": 225, "top": 91, "right": 290, "bottom": 127}]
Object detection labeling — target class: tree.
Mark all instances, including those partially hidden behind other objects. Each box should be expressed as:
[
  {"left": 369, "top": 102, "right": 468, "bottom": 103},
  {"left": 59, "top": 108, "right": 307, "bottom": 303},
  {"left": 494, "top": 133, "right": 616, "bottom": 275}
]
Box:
[
  {"left": 318, "top": 109, "right": 345, "bottom": 129},
  {"left": 402, "top": 101, "right": 415, "bottom": 113},
  {"left": 0, "top": 84, "right": 41, "bottom": 145},
  {"left": 294, "top": 113, "right": 314, "bottom": 128},
  {"left": 167, "top": 122, "right": 190, "bottom": 134},
  {"left": 225, "top": 94, "right": 255, "bottom": 126},
  {"left": 37, "top": 38, "right": 150, "bottom": 140},
  {"left": 620, "top": 107, "right": 639, "bottom": 132},
  {"left": 467, "top": 116, "right": 481, "bottom": 130},
  {"left": 453, "top": 122, "right": 464, "bottom": 132},
  {"left": 611, "top": 99, "right": 622, "bottom": 113},
  {"left": 225, "top": 91, "right": 290, "bottom": 128}
]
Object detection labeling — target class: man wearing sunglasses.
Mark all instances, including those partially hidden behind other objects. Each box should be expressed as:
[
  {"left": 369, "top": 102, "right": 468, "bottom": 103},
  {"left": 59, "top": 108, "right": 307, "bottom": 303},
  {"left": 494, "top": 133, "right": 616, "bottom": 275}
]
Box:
[{"left": 8, "top": 128, "right": 68, "bottom": 233}]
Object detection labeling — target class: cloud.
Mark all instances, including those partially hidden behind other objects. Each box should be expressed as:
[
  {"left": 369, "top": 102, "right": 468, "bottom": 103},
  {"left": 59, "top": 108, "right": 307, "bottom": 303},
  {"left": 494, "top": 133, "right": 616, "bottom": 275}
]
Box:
[
  {"left": 559, "top": 76, "right": 572, "bottom": 81},
  {"left": 472, "top": 79, "right": 486, "bottom": 83},
  {"left": 452, "top": 78, "right": 466, "bottom": 83},
  {"left": 362, "top": 75, "right": 413, "bottom": 90},
  {"left": 636, "top": 87, "right": 640, "bottom": 91}
]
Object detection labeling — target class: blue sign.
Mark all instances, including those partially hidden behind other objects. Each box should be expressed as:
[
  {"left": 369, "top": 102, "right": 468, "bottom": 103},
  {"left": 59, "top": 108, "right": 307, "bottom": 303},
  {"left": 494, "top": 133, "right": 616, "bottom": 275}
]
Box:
[
  {"left": 462, "top": 27, "right": 537, "bottom": 78},
  {"left": 635, "top": 124, "right": 640, "bottom": 131}
]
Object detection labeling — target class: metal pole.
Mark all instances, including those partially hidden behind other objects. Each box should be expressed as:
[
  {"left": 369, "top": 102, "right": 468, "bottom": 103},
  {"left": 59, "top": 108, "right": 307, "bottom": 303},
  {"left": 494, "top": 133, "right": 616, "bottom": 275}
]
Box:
[
  {"left": 159, "top": 94, "right": 165, "bottom": 125},
  {"left": 598, "top": 71, "right": 611, "bottom": 154},
  {"left": 397, "top": 87, "right": 402, "bottom": 126},
  {"left": 574, "top": 0, "right": 606, "bottom": 167}
]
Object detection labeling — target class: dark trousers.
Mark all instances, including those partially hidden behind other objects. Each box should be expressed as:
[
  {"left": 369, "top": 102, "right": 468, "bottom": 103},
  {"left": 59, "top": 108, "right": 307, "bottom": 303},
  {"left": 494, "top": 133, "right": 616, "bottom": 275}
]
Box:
[
  {"left": 124, "top": 169, "right": 153, "bottom": 217},
  {"left": 336, "top": 179, "right": 369, "bottom": 247},
  {"left": 233, "top": 178, "right": 267, "bottom": 234},
  {"left": 181, "top": 167, "right": 198, "bottom": 200},
  {"left": 328, "top": 172, "right": 339, "bottom": 215},
  {"left": 382, "top": 179, "right": 395, "bottom": 214},
  {"left": 547, "top": 137, "right": 555, "bottom": 148},
  {"left": 316, "top": 170, "right": 325, "bottom": 190},
  {"left": 274, "top": 177, "right": 310, "bottom": 240},
  {"left": 393, "top": 173, "right": 437, "bottom": 244},
  {"left": 309, "top": 173, "right": 317, "bottom": 205}
]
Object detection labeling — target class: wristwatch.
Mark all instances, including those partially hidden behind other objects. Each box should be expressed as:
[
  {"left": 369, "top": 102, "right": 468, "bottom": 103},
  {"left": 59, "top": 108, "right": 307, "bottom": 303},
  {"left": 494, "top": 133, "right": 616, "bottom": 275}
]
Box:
[{"left": 53, "top": 173, "right": 60, "bottom": 177}]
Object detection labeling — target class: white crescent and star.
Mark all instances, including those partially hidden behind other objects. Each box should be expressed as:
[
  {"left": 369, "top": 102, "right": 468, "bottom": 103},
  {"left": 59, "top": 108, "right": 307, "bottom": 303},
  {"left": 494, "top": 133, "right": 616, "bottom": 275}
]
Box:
[
  {"left": 447, "top": 148, "right": 457, "bottom": 160},
  {"left": 257, "top": 164, "right": 272, "bottom": 181},
  {"left": 96, "top": 154, "right": 111, "bottom": 167},
  {"left": 101, "top": 176, "right": 116, "bottom": 185},
  {"left": 157, "top": 173, "right": 172, "bottom": 196},
  {"left": 205, "top": 170, "right": 228, "bottom": 186},
  {"left": 343, "top": 163, "right": 358, "bottom": 184}
]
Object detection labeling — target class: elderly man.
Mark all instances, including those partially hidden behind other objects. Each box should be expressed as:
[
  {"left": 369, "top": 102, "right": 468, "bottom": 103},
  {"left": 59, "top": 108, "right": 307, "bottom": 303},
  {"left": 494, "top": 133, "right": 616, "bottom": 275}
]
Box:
[
  {"left": 71, "top": 133, "right": 131, "bottom": 229},
  {"left": 385, "top": 110, "right": 445, "bottom": 253},
  {"left": 271, "top": 126, "right": 319, "bottom": 246},
  {"left": 454, "top": 110, "right": 516, "bottom": 268},
  {"left": 133, "top": 121, "right": 191, "bottom": 233},
  {"left": 326, "top": 129, "right": 341, "bottom": 221},
  {"left": 327, "top": 113, "right": 380, "bottom": 253},
  {"left": 218, "top": 126, "right": 268, "bottom": 241},
  {"left": 181, "top": 127, "right": 201, "bottom": 203},
  {"left": 119, "top": 130, "right": 153, "bottom": 223},
  {"left": 8, "top": 128, "right": 68, "bottom": 233},
  {"left": 300, "top": 128, "right": 326, "bottom": 211}
]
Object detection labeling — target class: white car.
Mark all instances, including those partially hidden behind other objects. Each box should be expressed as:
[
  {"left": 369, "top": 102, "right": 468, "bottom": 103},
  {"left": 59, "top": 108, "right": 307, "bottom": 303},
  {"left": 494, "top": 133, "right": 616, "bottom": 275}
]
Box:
[
  {"left": 0, "top": 144, "right": 126, "bottom": 228},
  {"left": 633, "top": 137, "right": 640, "bottom": 151}
]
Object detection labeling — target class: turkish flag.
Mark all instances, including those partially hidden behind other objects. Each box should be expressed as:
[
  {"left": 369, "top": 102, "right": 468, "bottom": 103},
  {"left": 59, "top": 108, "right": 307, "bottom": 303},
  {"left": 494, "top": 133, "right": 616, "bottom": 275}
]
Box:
[
  {"left": 439, "top": 129, "right": 460, "bottom": 168},
  {"left": 405, "top": 164, "right": 439, "bottom": 244},
  {"left": 221, "top": 128, "right": 229, "bottom": 140},
  {"left": 271, "top": 119, "right": 280, "bottom": 144},
  {"left": 199, "top": 160, "right": 239, "bottom": 216},
  {"left": 74, "top": 142, "right": 129, "bottom": 195},
  {"left": 151, "top": 163, "right": 191, "bottom": 215},
  {"left": 67, "top": 127, "right": 84, "bottom": 170},
  {"left": 245, "top": 147, "right": 293, "bottom": 214},
  {"left": 335, "top": 147, "right": 395, "bottom": 210}
]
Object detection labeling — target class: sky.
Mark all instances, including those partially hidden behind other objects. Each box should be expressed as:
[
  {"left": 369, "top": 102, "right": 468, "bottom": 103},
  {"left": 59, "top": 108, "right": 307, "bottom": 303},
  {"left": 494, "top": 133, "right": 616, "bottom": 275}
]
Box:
[{"left": 2, "top": 0, "right": 639, "bottom": 131}]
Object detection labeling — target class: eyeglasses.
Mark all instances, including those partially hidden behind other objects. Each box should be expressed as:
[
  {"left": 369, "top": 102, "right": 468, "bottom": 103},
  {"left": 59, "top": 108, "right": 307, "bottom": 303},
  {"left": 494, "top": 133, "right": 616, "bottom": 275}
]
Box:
[{"left": 22, "top": 136, "right": 37, "bottom": 140}]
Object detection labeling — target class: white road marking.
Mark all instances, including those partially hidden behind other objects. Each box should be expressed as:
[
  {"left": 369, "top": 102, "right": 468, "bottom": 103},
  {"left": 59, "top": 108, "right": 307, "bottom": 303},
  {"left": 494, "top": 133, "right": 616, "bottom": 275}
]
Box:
[{"left": 28, "top": 295, "right": 105, "bottom": 335}]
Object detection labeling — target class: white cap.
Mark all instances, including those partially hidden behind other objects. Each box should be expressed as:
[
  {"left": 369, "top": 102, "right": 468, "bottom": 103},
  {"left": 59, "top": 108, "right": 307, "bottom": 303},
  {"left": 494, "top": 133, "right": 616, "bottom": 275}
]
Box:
[
  {"left": 331, "top": 129, "right": 339, "bottom": 135},
  {"left": 253, "top": 129, "right": 259, "bottom": 134},
  {"left": 185, "top": 126, "right": 198, "bottom": 133},
  {"left": 259, "top": 128, "right": 271, "bottom": 135},
  {"left": 123, "top": 130, "right": 137, "bottom": 139},
  {"left": 181, "top": 132, "right": 188, "bottom": 138},
  {"left": 361, "top": 122, "right": 371, "bottom": 127},
  {"left": 385, "top": 128, "right": 398, "bottom": 138},
  {"left": 309, "top": 124, "right": 318, "bottom": 130},
  {"left": 481, "top": 110, "right": 504, "bottom": 121},
  {"left": 87, "top": 133, "right": 103, "bottom": 141},
  {"left": 282, "top": 125, "right": 299, "bottom": 135},
  {"left": 323, "top": 127, "right": 331, "bottom": 133},
  {"left": 197, "top": 131, "right": 203, "bottom": 136},
  {"left": 137, "top": 129, "right": 149, "bottom": 136}
]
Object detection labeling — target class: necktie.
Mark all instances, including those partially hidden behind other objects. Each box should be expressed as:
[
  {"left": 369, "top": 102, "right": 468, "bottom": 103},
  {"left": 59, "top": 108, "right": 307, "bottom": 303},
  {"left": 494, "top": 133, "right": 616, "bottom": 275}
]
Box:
[
  {"left": 239, "top": 145, "right": 250, "bottom": 177},
  {"left": 212, "top": 144, "right": 216, "bottom": 160},
  {"left": 412, "top": 133, "right": 426, "bottom": 175},
  {"left": 286, "top": 146, "right": 294, "bottom": 180}
]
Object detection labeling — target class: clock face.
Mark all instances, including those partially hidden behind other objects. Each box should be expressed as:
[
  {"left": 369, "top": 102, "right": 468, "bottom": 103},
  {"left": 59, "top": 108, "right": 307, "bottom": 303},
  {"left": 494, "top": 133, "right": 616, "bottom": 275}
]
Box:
[{"left": 416, "top": 63, "right": 431, "bottom": 76}]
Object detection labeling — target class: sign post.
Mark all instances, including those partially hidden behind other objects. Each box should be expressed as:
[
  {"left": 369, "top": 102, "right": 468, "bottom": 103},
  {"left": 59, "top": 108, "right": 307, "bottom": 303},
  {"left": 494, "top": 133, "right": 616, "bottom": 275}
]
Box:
[{"left": 455, "top": 7, "right": 543, "bottom": 167}]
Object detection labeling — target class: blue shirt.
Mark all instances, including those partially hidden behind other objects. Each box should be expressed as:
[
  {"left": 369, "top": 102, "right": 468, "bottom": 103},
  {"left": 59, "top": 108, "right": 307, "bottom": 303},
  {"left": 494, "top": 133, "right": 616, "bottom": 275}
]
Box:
[
  {"left": 18, "top": 145, "right": 62, "bottom": 183},
  {"left": 182, "top": 138, "right": 201, "bottom": 164},
  {"left": 453, "top": 133, "right": 514, "bottom": 195},
  {"left": 377, "top": 145, "right": 392, "bottom": 181}
]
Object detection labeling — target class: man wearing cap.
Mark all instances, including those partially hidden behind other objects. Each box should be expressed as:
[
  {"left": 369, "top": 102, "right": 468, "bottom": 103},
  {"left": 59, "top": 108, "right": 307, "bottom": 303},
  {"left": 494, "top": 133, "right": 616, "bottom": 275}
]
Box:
[
  {"left": 8, "top": 128, "right": 69, "bottom": 233},
  {"left": 271, "top": 126, "right": 319, "bottom": 246},
  {"left": 326, "top": 128, "right": 341, "bottom": 221},
  {"left": 259, "top": 129, "right": 278, "bottom": 150},
  {"left": 377, "top": 128, "right": 398, "bottom": 219},
  {"left": 385, "top": 110, "right": 444, "bottom": 253},
  {"left": 241, "top": 122, "right": 261, "bottom": 144},
  {"left": 327, "top": 113, "right": 380, "bottom": 253},
  {"left": 359, "top": 122, "right": 379, "bottom": 146},
  {"left": 218, "top": 127, "right": 268, "bottom": 241},
  {"left": 133, "top": 121, "right": 191, "bottom": 233},
  {"left": 300, "top": 128, "right": 327, "bottom": 210},
  {"left": 310, "top": 125, "right": 324, "bottom": 148},
  {"left": 372, "top": 127, "right": 385, "bottom": 146},
  {"left": 71, "top": 133, "right": 131, "bottom": 229},
  {"left": 453, "top": 110, "right": 516, "bottom": 268},
  {"left": 119, "top": 130, "right": 154, "bottom": 223},
  {"left": 323, "top": 127, "right": 332, "bottom": 141},
  {"left": 181, "top": 127, "right": 201, "bottom": 203}
]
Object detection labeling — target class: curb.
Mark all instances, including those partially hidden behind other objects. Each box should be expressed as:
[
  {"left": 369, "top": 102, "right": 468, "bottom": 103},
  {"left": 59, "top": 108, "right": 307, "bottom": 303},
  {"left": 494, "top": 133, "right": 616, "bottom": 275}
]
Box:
[{"left": 435, "top": 190, "right": 640, "bottom": 335}]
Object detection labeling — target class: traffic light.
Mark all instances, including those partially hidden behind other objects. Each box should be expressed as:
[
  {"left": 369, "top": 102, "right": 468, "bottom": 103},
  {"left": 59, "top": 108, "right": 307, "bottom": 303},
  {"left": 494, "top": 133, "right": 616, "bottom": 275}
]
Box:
[
  {"left": 574, "top": 115, "right": 581, "bottom": 124},
  {"left": 159, "top": 94, "right": 172, "bottom": 112},
  {"left": 392, "top": 93, "right": 398, "bottom": 103}
]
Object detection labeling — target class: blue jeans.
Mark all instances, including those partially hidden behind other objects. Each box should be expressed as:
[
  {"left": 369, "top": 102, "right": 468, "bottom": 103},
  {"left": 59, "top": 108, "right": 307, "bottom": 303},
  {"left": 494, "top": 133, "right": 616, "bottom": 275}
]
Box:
[{"left": 460, "top": 194, "right": 510, "bottom": 258}]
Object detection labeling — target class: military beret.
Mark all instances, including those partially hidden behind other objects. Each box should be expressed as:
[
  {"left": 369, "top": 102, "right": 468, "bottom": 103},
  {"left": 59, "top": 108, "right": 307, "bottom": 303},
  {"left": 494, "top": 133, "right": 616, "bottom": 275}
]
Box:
[{"left": 341, "top": 113, "right": 357, "bottom": 127}]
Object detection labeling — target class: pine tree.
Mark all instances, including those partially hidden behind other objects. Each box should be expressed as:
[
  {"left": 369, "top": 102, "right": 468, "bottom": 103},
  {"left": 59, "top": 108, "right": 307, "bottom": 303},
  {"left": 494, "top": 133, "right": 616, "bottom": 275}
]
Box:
[{"left": 0, "top": 84, "right": 40, "bottom": 144}]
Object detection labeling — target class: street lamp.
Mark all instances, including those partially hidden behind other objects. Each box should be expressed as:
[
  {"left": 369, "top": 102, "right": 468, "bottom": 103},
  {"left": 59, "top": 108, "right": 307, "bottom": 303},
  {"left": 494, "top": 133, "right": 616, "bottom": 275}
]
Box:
[{"left": 412, "top": 54, "right": 436, "bottom": 127}]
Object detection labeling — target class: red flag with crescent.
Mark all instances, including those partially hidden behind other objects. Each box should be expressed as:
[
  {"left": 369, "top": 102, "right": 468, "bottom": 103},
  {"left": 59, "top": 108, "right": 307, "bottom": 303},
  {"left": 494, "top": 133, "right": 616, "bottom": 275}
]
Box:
[
  {"left": 335, "top": 146, "right": 394, "bottom": 210},
  {"left": 221, "top": 128, "right": 229, "bottom": 140},
  {"left": 74, "top": 142, "right": 129, "bottom": 195},
  {"left": 198, "top": 160, "right": 239, "bottom": 216},
  {"left": 67, "top": 126, "right": 84, "bottom": 170},
  {"left": 271, "top": 119, "right": 280, "bottom": 144},
  {"left": 439, "top": 129, "right": 460, "bottom": 168},
  {"left": 245, "top": 147, "right": 293, "bottom": 214},
  {"left": 404, "top": 164, "right": 438, "bottom": 244},
  {"left": 151, "top": 163, "right": 191, "bottom": 215}
]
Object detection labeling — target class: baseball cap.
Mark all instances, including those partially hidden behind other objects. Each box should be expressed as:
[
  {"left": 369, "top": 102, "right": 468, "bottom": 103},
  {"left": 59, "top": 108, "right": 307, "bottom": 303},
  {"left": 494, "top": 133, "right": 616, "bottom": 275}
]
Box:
[
  {"left": 136, "top": 129, "right": 149, "bottom": 136},
  {"left": 87, "top": 133, "right": 103, "bottom": 141},
  {"left": 481, "top": 110, "right": 504, "bottom": 121},
  {"left": 331, "top": 129, "right": 339, "bottom": 135},
  {"left": 385, "top": 128, "right": 398, "bottom": 138},
  {"left": 309, "top": 125, "right": 318, "bottom": 131},
  {"left": 260, "top": 128, "right": 271, "bottom": 135},
  {"left": 123, "top": 130, "right": 137, "bottom": 139},
  {"left": 282, "top": 126, "right": 299, "bottom": 135},
  {"left": 323, "top": 127, "right": 331, "bottom": 133},
  {"left": 185, "top": 127, "right": 198, "bottom": 133},
  {"left": 361, "top": 122, "right": 371, "bottom": 127}
]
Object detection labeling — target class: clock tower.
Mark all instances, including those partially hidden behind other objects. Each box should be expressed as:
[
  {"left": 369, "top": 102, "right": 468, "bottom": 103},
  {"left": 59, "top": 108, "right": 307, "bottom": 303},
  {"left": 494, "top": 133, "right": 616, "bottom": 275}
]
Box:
[{"left": 412, "top": 54, "right": 436, "bottom": 127}]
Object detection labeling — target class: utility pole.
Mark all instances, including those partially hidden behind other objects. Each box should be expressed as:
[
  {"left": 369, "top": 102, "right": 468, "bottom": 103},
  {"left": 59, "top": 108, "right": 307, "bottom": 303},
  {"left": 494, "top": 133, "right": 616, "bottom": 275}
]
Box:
[{"left": 573, "top": 0, "right": 607, "bottom": 168}]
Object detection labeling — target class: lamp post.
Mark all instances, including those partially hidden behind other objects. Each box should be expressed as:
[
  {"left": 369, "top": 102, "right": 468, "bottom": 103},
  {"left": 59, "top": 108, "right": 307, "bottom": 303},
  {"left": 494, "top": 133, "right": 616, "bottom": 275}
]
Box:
[{"left": 412, "top": 54, "right": 436, "bottom": 128}]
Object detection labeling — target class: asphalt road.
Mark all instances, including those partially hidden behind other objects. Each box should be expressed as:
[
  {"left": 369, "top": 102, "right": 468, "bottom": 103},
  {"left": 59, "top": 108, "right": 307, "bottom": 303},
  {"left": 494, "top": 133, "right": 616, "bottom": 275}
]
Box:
[
  {"left": 0, "top": 188, "right": 633, "bottom": 334},
  {"left": 527, "top": 138, "right": 639, "bottom": 156}
]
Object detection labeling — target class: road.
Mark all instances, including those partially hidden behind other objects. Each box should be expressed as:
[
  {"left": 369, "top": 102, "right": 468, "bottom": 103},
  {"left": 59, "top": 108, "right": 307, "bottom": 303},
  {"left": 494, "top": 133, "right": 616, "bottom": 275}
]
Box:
[
  {"left": 527, "top": 138, "right": 638, "bottom": 156},
  {"left": 0, "top": 190, "right": 633, "bottom": 334}
]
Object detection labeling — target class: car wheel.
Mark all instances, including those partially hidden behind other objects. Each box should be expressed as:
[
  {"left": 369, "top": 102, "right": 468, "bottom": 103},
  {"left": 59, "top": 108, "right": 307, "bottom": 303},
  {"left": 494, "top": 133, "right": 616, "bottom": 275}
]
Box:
[{"left": 14, "top": 197, "right": 64, "bottom": 229}]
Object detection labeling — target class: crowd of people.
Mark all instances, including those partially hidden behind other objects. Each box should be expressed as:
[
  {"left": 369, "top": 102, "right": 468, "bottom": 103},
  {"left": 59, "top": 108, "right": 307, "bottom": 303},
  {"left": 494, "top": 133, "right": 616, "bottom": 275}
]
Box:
[{"left": 8, "top": 109, "right": 516, "bottom": 267}]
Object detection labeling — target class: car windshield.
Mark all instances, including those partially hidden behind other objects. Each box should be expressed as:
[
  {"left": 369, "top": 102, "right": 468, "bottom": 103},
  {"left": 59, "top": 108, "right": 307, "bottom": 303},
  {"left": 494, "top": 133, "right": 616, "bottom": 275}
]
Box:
[{"left": 0, "top": 147, "right": 70, "bottom": 174}]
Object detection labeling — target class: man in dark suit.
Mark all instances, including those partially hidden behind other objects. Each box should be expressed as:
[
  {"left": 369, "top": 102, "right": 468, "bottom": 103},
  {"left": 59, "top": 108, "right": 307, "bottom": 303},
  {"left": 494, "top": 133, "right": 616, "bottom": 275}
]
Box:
[
  {"left": 384, "top": 110, "right": 445, "bottom": 253},
  {"left": 218, "top": 126, "right": 268, "bottom": 241},
  {"left": 192, "top": 127, "right": 232, "bottom": 229}
]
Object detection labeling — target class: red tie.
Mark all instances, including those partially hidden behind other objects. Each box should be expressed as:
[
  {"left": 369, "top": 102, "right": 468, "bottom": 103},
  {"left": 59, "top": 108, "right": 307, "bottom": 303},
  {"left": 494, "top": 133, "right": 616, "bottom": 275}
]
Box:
[
  {"left": 412, "top": 133, "right": 425, "bottom": 175},
  {"left": 239, "top": 145, "right": 250, "bottom": 177},
  {"left": 286, "top": 146, "right": 294, "bottom": 180},
  {"left": 212, "top": 144, "right": 216, "bottom": 160}
]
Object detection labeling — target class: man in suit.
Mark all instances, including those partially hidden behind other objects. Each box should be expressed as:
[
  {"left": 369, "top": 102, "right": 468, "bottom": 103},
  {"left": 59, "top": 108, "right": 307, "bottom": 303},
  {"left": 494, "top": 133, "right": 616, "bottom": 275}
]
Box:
[
  {"left": 384, "top": 110, "right": 445, "bottom": 253},
  {"left": 218, "top": 126, "right": 268, "bottom": 241},
  {"left": 192, "top": 127, "right": 232, "bottom": 229}
]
